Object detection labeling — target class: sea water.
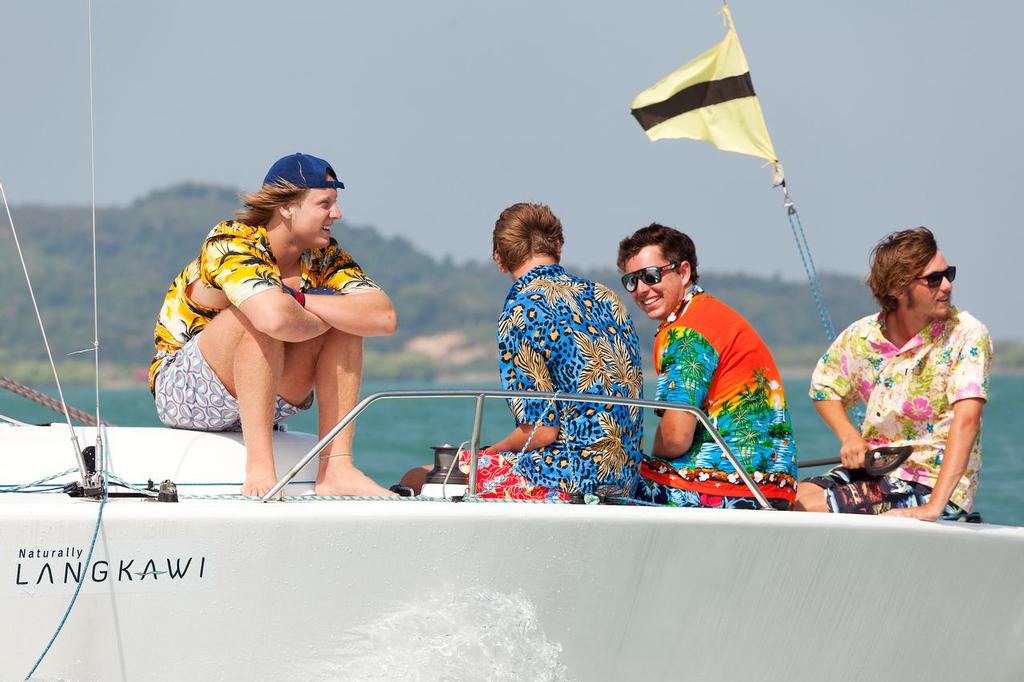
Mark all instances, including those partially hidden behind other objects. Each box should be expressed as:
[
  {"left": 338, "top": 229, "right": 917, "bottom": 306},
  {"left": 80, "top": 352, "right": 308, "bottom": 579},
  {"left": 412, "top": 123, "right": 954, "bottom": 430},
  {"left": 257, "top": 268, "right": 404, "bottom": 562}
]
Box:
[{"left": 2, "top": 375, "right": 1022, "bottom": 526}]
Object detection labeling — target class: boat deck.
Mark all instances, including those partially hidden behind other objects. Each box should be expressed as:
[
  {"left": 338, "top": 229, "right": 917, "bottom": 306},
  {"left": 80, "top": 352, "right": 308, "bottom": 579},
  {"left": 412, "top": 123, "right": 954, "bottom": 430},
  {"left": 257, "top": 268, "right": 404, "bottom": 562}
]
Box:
[{"left": 4, "top": 424, "right": 1024, "bottom": 681}]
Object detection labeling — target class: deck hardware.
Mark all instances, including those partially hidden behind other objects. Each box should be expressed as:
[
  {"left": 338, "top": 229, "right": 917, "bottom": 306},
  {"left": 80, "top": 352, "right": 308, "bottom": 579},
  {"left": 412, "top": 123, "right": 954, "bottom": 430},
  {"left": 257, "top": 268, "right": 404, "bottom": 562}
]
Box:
[
  {"left": 157, "top": 480, "right": 179, "bottom": 503},
  {"left": 388, "top": 485, "right": 415, "bottom": 497}
]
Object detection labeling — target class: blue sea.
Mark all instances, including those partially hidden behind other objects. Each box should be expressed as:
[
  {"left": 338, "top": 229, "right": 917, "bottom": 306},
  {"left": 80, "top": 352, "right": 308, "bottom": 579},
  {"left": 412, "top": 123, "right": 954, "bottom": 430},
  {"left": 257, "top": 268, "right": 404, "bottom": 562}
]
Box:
[{"left": 2, "top": 375, "right": 1022, "bottom": 526}]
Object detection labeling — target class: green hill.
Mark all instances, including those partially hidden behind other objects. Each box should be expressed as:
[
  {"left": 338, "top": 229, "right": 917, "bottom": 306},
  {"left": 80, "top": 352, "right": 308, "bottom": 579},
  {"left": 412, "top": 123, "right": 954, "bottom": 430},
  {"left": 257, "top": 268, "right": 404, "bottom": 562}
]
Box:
[{"left": 2, "top": 184, "right": 1011, "bottom": 384}]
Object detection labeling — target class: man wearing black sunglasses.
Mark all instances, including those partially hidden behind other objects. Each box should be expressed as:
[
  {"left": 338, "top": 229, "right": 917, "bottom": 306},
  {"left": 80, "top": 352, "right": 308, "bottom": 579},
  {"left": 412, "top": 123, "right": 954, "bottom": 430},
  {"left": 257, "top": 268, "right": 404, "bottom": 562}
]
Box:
[
  {"left": 797, "top": 227, "right": 992, "bottom": 521},
  {"left": 617, "top": 224, "right": 799, "bottom": 510}
]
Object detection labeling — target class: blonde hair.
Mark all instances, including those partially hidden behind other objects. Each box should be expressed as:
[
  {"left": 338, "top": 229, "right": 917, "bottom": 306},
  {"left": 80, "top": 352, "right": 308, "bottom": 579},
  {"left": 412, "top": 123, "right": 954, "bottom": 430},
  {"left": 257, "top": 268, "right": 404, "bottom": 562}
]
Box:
[
  {"left": 866, "top": 226, "right": 938, "bottom": 312},
  {"left": 492, "top": 203, "right": 563, "bottom": 272},
  {"left": 235, "top": 180, "right": 308, "bottom": 226}
]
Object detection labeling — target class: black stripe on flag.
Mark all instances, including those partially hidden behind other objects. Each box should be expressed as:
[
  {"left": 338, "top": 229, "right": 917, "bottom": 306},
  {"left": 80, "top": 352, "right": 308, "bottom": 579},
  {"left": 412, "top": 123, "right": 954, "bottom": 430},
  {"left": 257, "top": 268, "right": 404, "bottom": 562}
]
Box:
[{"left": 631, "top": 72, "right": 756, "bottom": 131}]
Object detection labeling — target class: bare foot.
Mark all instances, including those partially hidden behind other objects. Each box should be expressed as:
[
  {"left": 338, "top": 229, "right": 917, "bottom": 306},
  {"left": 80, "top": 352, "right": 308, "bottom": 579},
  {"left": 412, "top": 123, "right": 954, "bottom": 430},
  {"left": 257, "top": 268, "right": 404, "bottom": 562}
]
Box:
[
  {"left": 316, "top": 464, "right": 397, "bottom": 497},
  {"left": 242, "top": 466, "right": 279, "bottom": 498}
]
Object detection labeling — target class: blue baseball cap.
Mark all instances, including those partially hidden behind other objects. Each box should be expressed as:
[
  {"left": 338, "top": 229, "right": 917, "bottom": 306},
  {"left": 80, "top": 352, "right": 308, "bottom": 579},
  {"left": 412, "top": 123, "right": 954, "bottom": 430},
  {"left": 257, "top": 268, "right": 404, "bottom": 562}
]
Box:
[{"left": 263, "top": 153, "right": 345, "bottom": 189}]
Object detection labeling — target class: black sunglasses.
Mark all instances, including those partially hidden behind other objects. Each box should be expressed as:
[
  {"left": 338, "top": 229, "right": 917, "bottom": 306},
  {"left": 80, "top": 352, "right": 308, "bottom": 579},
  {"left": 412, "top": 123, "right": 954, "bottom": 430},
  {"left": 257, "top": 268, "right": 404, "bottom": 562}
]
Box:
[
  {"left": 915, "top": 265, "right": 956, "bottom": 289},
  {"left": 621, "top": 262, "right": 678, "bottom": 292}
]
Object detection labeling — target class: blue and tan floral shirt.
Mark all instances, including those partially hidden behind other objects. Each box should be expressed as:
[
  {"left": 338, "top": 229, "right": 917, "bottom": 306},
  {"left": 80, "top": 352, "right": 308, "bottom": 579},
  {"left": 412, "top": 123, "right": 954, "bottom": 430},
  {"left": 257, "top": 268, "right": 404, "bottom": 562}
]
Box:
[{"left": 496, "top": 264, "right": 644, "bottom": 495}]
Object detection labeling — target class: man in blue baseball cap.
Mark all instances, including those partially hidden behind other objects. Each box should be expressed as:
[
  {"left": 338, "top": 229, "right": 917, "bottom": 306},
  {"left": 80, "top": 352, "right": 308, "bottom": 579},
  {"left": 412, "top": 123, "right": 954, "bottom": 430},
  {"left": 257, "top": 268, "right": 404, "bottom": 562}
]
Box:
[{"left": 149, "top": 153, "right": 398, "bottom": 497}]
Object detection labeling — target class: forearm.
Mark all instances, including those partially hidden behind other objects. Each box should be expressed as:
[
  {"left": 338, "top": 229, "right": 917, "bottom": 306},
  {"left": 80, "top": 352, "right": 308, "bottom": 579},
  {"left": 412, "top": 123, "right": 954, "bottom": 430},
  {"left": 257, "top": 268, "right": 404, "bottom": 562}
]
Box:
[
  {"left": 272, "top": 307, "right": 331, "bottom": 342},
  {"left": 304, "top": 291, "right": 397, "bottom": 337},
  {"left": 814, "top": 400, "right": 861, "bottom": 442},
  {"left": 925, "top": 400, "right": 983, "bottom": 510},
  {"left": 490, "top": 424, "right": 559, "bottom": 453},
  {"left": 652, "top": 428, "right": 685, "bottom": 458},
  {"left": 651, "top": 411, "right": 696, "bottom": 458},
  {"left": 815, "top": 399, "right": 872, "bottom": 468},
  {"left": 885, "top": 399, "right": 983, "bottom": 520},
  {"left": 239, "top": 292, "right": 330, "bottom": 342}
]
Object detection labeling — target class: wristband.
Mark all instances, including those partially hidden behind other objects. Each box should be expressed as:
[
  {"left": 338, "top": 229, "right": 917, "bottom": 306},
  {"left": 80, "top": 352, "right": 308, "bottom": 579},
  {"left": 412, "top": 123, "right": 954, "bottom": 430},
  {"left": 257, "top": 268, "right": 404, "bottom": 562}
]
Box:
[{"left": 282, "top": 285, "right": 306, "bottom": 308}]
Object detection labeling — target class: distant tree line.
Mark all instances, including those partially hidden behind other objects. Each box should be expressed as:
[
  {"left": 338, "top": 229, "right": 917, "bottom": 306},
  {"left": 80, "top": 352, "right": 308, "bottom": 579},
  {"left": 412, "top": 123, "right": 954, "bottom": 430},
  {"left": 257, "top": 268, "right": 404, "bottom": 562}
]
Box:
[{"left": 1, "top": 184, "right": 1017, "bottom": 384}]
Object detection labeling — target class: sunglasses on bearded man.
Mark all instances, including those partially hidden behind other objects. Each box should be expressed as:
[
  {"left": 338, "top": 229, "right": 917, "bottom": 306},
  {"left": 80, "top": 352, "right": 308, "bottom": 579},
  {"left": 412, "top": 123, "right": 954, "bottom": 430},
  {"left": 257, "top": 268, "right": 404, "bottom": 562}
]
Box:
[
  {"left": 620, "top": 262, "right": 678, "bottom": 292},
  {"left": 915, "top": 265, "right": 956, "bottom": 289}
]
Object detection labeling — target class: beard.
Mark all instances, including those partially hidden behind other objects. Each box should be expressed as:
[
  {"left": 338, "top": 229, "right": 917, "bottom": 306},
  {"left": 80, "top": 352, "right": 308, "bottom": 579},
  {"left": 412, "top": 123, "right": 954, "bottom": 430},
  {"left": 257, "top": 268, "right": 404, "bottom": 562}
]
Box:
[{"left": 907, "top": 288, "right": 953, "bottom": 320}]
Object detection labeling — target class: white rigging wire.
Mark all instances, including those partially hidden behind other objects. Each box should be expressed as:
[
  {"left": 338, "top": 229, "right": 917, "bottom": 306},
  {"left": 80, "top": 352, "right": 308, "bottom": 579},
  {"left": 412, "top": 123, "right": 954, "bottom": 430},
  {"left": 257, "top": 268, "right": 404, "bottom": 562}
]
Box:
[
  {"left": 87, "top": 0, "right": 104, "bottom": 468},
  {"left": 0, "top": 184, "right": 85, "bottom": 463},
  {"left": 22, "top": 5, "right": 108, "bottom": 676}
]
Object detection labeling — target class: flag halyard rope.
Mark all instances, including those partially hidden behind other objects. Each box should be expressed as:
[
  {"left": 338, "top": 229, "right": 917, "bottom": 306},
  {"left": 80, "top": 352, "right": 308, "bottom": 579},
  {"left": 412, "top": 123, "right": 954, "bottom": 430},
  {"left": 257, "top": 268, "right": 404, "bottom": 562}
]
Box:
[{"left": 780, "top": 184, "right": 836, "bottom": 342}]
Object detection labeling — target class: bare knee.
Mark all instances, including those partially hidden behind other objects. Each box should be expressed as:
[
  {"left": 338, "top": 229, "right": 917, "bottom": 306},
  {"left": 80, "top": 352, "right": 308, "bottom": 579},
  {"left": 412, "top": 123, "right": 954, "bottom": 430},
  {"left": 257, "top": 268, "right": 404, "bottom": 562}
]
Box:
[
  {"left": 399, "top": 465, "right": 432, "bottom": 494},
  {"left": 794, "top": 482, "right": 829, "bottom": 513},
  {"left": 200, "top": 307, "right": 282, "bottom": 355},
  {"left": 279, "top": 329, "right": 362, "bottom": 404},
  {"left": 294, "top": 327, "right": 362, "bottom": 358},
  {"left": 198, "top": 309, "right": 284, "bottom": 395},
  {"left": 318, "top": 328, "right": 364, "bottom": 370},
  {"left": 325, "top": 327, "right": 363, "bottom": 352}
]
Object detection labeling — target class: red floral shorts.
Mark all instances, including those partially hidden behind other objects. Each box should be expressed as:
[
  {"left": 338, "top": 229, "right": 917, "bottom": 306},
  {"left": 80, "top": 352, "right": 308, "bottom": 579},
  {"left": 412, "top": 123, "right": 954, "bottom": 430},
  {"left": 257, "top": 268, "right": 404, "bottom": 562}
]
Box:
[{"left": 457, "top": 448, "right": 569, "bottom": 502}]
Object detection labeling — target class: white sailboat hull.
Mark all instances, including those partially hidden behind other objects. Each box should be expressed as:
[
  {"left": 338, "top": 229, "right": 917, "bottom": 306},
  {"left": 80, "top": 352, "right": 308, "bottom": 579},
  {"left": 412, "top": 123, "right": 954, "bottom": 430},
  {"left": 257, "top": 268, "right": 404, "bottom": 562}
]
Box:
[{"left": 4, "top": 425, "right": 1024, "bottom": 681}]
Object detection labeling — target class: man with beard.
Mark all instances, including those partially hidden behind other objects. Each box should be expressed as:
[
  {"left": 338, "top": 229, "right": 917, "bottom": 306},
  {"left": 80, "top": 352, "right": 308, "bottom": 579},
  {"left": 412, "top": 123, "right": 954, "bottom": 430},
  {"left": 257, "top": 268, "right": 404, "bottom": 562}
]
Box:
[{"left": 795, "top": 227, "right": 992, "bottom": 520}]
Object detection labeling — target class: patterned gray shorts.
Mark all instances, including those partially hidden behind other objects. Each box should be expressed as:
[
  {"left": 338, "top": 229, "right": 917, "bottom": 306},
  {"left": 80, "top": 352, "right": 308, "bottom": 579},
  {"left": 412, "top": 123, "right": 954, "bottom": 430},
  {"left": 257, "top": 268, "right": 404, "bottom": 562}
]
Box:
[{"left": 154, "top": 336, "right": 312, "bottom": 431}]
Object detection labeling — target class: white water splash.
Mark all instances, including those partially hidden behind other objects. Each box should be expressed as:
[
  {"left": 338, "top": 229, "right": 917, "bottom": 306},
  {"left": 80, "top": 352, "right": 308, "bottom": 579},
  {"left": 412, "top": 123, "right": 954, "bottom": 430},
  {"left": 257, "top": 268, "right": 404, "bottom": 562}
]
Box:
[{"left": 306, "top": 587, "right": 571, "bottom": 682}]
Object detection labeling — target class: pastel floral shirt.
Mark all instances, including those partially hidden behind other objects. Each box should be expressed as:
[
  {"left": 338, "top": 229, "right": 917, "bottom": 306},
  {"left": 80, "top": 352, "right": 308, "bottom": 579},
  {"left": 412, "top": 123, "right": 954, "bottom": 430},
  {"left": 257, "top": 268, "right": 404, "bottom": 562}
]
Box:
[
  {"left": 810, "top": 309, "right": 992, "bottom": 511},
  {"left": 497, "top": 264, "right": 644, "bottom": 495},
  {"left": 150, "top": 220, "right": 379, "bottom": 390}
]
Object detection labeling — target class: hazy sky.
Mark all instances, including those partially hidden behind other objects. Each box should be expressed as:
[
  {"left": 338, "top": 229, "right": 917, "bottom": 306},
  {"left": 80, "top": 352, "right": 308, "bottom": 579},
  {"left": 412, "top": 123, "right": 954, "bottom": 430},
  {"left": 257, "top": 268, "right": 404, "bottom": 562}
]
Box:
[{"left": 2, "top": 1, "right": 1021, "bottom": 340}]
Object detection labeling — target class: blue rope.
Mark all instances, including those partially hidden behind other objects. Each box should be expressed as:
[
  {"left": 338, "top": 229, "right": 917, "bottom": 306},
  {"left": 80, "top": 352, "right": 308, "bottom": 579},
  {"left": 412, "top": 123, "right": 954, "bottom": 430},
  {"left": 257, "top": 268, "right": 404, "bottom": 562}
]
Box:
[
  {"left": 24, "top": 432, "right": 109, "bottom": 680},
  {"left": 116, "top": 480, "right": 317, "bottom": 488},
  {"left": 782, "top": 191, "right": 866, "bottom": 426},
  {"left": 0, "top": 467, "right": 79, "bottom": 493},
  {"left": 1, "top": 486, "right": 65, "bottom": 493},
  {"left": 783, "top": 198, "right": 836, "bottom": 341}
]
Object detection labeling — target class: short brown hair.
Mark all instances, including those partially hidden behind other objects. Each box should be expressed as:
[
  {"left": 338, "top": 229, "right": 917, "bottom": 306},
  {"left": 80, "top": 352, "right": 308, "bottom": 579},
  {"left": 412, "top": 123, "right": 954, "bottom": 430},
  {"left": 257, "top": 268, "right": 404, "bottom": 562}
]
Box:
[
  {"left": 235, "top": 180, "right": 309, "bottom": 226},
  {"left": 616, "top": 223, "right": 700, "bottom": 284},
  {"left": 866, "top": 226, "right": 938, "bottom": 312},
  {"left": 492, "top": 203, "right": 563, "bottom": 272}
]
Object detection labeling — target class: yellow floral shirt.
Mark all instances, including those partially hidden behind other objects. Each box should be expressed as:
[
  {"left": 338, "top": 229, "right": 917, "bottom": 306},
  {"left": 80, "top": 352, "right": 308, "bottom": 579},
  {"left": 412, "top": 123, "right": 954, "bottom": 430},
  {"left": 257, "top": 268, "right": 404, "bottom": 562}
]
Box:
[
  {"left": 150, "top": 220, "right": 380, "bottom": 390},
  {"left": 810, "top": 309, "right": 992, "bottom": 511}
]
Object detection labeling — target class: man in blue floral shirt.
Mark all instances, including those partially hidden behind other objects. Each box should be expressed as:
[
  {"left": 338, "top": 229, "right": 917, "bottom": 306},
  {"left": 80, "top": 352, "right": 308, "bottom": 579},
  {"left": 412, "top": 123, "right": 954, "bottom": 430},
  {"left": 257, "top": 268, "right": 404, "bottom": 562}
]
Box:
[{"left": 462, "top": 203, "right": 645, "bottom": 500}]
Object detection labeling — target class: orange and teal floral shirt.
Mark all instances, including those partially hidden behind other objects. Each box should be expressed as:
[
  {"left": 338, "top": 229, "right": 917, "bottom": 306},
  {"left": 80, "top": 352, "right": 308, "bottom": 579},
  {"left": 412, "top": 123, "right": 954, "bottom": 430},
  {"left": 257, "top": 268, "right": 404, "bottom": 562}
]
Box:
[
  {"left": 640, "top": 286, "right": 798, "bottom": 503},
  {"left": 810, "top": 309, "right": 991, "bottom": 511},
  {"left": 149, "top": 220, "right": 380, "bottom": 391}
]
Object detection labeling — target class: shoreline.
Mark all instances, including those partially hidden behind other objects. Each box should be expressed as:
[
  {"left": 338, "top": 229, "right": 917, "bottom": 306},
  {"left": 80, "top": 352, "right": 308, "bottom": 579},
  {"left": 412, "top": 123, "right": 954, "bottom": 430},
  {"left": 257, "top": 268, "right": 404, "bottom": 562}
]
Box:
[{"left": 7, "top": 366, "right": 1024, "bottom": 392}]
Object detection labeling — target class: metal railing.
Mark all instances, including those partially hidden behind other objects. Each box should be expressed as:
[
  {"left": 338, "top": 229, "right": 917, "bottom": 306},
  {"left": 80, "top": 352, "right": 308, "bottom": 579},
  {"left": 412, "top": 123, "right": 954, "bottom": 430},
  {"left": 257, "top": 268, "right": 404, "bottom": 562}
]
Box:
[{"left": 262, "top": 389, "right": 773, "bottom": 509}]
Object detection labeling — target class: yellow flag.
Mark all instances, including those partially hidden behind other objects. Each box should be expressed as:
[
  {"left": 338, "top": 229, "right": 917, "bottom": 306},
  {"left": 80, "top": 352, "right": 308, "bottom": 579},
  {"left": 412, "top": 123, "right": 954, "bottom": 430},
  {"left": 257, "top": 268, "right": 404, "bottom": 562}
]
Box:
[{"left": 631, "top": 5, "right": 778, "bottom": 166}]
